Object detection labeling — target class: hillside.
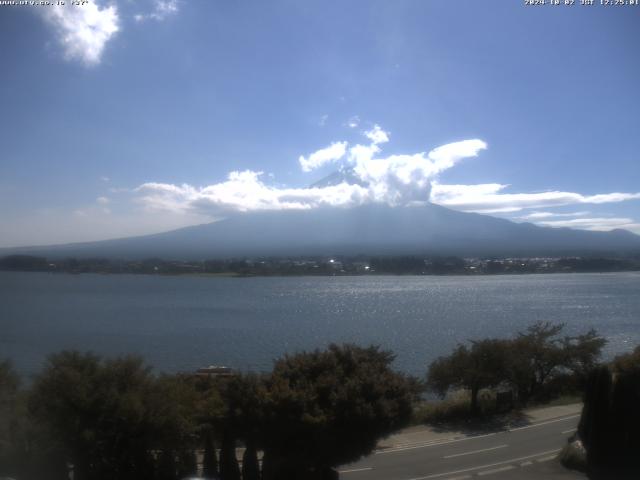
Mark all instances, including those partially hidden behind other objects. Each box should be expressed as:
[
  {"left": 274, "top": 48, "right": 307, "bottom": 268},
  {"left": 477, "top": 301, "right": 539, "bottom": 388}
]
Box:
[{"left": 2, "top": 203, "right": 640, "bottom": 260}]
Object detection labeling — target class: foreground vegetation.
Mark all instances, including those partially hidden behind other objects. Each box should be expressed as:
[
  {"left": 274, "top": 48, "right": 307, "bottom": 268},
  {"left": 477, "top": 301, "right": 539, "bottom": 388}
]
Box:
[
  {"left": 0, "top": 345, "right": 418, "bottom": 480},
  {"left": 573, "top": 346, "right": 640, "bottom": 479},
  {"left": 1, "top": 323, "right": 636, "bottom": 480},
  {"left": 427, "top": 322, "right": 605, "bottom": 415}
]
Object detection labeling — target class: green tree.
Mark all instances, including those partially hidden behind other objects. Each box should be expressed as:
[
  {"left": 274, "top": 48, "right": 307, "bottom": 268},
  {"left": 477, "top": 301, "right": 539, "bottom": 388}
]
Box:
[
  {"left": 28, "top": 351, "right": 198, "bottom": 480},
  {"left": 427, "top": 339, "right": 509, "bottom": 414},
  {"left": 28, "top": 351, "right": 102, "bottom": 479},
  {"left": 560, "top": 328, "right": 607, "bottom": 383},
  {"left": 261, "top": 344, "right": 418, "bottom": 480},
  {"left": 507, "top": 322, "right": 605, "bottom": 403}
]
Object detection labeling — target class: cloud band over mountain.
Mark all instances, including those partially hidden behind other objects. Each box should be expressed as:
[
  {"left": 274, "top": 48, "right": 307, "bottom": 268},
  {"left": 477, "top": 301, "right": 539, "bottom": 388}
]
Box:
[
  {"left": 135, "top": 125, "right": 640, "bottom": 235},
  {"left": 136, "top": 126, "right": 487, "bottom": 215}
]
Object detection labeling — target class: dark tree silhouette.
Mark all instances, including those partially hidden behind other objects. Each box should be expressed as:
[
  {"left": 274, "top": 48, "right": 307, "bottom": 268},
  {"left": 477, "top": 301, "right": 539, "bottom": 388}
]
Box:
[
  {"left": 156, "top": 450, "right": 178, "bottom": 480},
  {"left": 176, "top": 449, "right": 198, "bottom": 478},
  {"left": 578, "top": 347, "right": 640, "bottom": 479},
  {"left": 202, "top": 431, "right": 219, "bottom": 478},
  {"left": 219, "top": 431, "right": 241, "bottom": 480},
  {"left": 242, "top": 440, "right": 260, "bottom": 480}
]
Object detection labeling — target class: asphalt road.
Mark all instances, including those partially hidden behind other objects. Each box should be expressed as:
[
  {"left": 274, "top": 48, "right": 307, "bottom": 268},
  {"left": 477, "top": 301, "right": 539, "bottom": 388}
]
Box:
[{"left": 338, "top": 414, "right": 583, "bottom": 480}]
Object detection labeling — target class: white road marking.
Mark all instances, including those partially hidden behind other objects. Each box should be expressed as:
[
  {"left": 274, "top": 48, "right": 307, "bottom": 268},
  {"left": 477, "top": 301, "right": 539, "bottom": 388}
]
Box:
[
  {"left": 561, "top": 428, "right": 577, "bottom": 434},
  {"left": 443, "top": 444, "right": 508, "bottom": 459},
  {"left": 338, "top": 467, "right": 373, "bottom": 474},
  {"left": 477, "top": 465, "right": 515, "bottom": 476},
  {"left": 406, "top": 448, "right": 561, "bottom": 480},
  {"left": 445, "top": 476, "right": 471, "bottom": 480},
  {"left": 377, "top": 414, "right": 579, "bottom": 455},
  {"left": 536, "top": 454, "right": 558, "bottom": 463},
  {"left": 376, "top": 433, "right": 498, "bottom": 455},
  {"left": 520, "top": 461, "right": 533, "bottom": 467},
  {"left": 508, "top": 414, "right": 580, "bottom": 432}
]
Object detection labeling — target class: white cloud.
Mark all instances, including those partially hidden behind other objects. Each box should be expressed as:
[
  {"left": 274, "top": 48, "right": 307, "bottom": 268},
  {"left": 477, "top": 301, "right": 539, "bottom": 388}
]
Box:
[
  {"left": 430, "top": 183, "right": 640, "bottom": 214},
  {"left": 43, "top": 2, "right": 119, "bottom": 66},
  {"left": 298, "top": 142, "right": 348, "bottom": 173},
  {"left": 364, "top": 124, "right": 390, "bottom": 145},
  {"left": 136, "top": 129, "right": 487, "bottom": 216},
  {"left": 319, "top": 114, "right": 328, "bottom": 127},
  {"left": 537, "top": 217, "right": 640, "bottom": 234},
  {"left": 96, "top": 196, "right": 110, "bottom": 205},
  {"left": 350, "top": 139, "right": 487, "bottom": 206},
  {"left": 135, "top": 0, "right": 179, "bottom": 22},
  {"left": 136, "top": 170, "right": 369, "bottom": 215}
]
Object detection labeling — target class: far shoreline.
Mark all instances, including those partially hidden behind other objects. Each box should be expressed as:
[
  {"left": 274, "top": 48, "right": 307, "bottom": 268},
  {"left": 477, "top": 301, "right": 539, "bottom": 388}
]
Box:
[{"left": 2, "top": 268, "right": 639, "bottom": 279}]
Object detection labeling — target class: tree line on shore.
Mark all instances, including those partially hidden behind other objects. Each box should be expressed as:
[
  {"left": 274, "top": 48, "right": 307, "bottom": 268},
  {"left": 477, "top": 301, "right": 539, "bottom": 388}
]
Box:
[
  {"left": 0, "top": 322, "right": 636, "bottom": 480},
  {"left": 2, "top": 254, "right": 639, "bottom": 276}
]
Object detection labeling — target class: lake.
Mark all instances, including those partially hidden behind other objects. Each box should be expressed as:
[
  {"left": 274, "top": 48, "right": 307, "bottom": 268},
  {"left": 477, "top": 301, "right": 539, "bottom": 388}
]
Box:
[{"left": 1, "top": 271, "right": 639, "bottom": 378}]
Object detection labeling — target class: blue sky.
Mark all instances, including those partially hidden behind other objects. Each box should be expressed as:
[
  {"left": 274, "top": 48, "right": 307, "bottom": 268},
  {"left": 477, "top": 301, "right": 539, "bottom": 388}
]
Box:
[{"left": 1, "top": 0, "right": 639, "bottom": 247}]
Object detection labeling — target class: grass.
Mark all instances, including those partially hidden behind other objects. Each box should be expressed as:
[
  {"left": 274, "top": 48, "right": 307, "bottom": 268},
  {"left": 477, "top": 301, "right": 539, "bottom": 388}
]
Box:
[
  {"left": 411, "top": 389, "right": 499, "bottom": 426},
  {"left": 531, "top": 393, "right": 582, "bottom": 408}
]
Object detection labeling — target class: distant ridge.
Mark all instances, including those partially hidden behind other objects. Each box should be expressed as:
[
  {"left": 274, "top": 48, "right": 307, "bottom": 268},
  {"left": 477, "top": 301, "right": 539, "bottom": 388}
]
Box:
[{"left": 2, "top": 203, "right": 640, "bottom": 260}]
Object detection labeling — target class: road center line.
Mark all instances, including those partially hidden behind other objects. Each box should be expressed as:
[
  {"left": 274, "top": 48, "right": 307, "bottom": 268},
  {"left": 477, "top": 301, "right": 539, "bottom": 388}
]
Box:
[
  {"left": 561, "top": 428, "right": 577, "bottom": 434},
  {"left": 478, "top": 465, "right": 515, "bottom": 476},
  {"left": 508, "top": 414, "right": 580, "bottom": 432},
  {"left": 443, "top": 444, "right": 508, "bottom": 459},
  {"left": 338, "top": 467, "right": 373, "bottom": 474},
  {"left": 406, "top": 448, "right": 561, "bottom": 480},
  {"left": 375, "top": 432, "right": 498, "bottom": 454}
]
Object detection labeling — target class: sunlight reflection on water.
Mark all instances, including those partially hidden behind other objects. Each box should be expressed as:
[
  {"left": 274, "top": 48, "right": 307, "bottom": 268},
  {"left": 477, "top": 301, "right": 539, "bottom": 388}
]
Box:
[{"left": 1, "top": 271, "right": 639, "bottom": 377}]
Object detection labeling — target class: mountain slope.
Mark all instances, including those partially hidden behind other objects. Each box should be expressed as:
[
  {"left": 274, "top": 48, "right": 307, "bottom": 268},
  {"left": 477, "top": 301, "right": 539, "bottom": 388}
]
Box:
[{"left": 3, "top": 203, "right": 640, "bottom": 260}]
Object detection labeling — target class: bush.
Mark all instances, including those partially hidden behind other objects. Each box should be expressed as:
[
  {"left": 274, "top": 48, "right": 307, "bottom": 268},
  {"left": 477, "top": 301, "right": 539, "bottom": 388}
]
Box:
[{"left": 413, "top": 389, "right": 497, "bottom": 425}]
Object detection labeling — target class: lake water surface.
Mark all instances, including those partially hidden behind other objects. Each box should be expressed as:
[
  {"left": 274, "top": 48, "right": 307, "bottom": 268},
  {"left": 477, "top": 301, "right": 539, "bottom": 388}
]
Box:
[{"left": 1, "top": 271, "right": 639, "bottom": 378}]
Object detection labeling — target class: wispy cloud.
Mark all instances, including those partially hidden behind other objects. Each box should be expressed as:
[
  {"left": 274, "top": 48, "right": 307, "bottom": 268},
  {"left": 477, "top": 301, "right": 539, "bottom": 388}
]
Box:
[
  {"left": 298, "top": 142, "right": 348, "bottom": 173},
  {"left": 346, "top": 116, "right": 360, "bottom": 128},
  {"left": 537, "top": 217, "right": 640, "bottom": 233},
  {"left": 43, "top": 2, "right": 119, "bottom": 66},
  {"left": 135, "top": 0, "right": 180, "bottom": 23},
  {"left": 430, "top": 183, "right": 640, "bottom": 214},
  {"left": 520, "top": 211, "right": 590, "bottom": 220}
]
